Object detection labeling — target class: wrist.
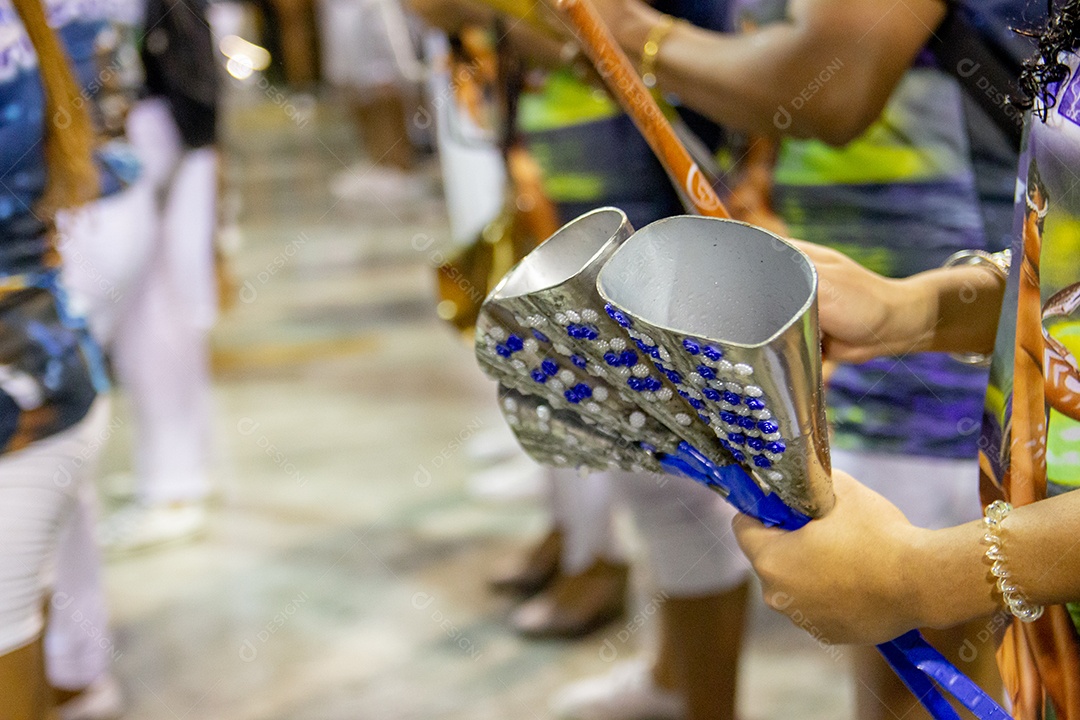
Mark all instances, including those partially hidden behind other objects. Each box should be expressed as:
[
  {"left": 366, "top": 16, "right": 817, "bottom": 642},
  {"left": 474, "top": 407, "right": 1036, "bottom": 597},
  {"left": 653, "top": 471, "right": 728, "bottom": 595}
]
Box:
[
  {"left": 617, "top": 1, "right": 664, "bottom": 58},
  {"left": 906, "top": 522, "right": 999, "bottom": 629},
  {"left": 884, "top": 274, "right": 938, "bottom": 355},
  {"left": 867, "top": 275, "right": 924, "bottom": 356}
]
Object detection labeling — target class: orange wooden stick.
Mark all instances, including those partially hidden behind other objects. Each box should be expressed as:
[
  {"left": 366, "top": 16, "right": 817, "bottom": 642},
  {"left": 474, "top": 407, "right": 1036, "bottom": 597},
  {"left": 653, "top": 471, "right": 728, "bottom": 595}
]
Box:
[{"left": 555, "top": 0, "right": 729, "bottom": 219}]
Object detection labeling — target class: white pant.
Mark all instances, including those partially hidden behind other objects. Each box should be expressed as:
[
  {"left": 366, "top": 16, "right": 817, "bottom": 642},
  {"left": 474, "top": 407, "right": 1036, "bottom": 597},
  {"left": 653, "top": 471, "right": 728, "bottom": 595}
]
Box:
[
  {"left": 549, "top": 468, "right": 623, "bottom": 575},
  {"left": 616, "top": 470, "right": 750, "bottom": 597},
  {"left": 550, "top": 467, "right": 750, "bottom": 596},
  {"left": 830, "top": 449, "right": 981, "bottom": 530},
  {"left": 0, "top": 400, "right": 111, "bottom": 656},
  {"left": 45, "top": 458, "right": 114, "bottom": 689},
  {"left": 63, "top": 98, "right": 218, "bottom": 503}
]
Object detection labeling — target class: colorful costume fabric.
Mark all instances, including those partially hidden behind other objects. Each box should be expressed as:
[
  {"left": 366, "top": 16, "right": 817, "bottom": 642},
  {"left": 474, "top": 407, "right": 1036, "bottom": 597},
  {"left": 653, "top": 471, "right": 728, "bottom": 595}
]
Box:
[
  {"left": 0, "top": 0, "right": 125, "bottom": 453},
  {"left": 978, "top": 51, "right": 1080, "bottom": 719},
  {"left": 519, "top": 0, "right": 729, "bottom": 228},
  {"left": 735, "top": 0, "right": 1036, "bottom": 459}
]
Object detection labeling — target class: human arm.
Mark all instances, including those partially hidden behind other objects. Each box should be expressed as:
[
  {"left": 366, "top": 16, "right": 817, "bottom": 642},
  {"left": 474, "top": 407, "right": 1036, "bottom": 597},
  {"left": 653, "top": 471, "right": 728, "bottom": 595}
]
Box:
[
  {"left": 408, "top": 0, "right": 573, "bottom": 69},
  {"left": 578, "top": 0, "right": 946, "bottom": 143},
  {"left": 732, "top": 470, "right": 1080, "bottom": 645},
  {"left": 795, "top": 241, "right": 1005, "bottom": 363}
]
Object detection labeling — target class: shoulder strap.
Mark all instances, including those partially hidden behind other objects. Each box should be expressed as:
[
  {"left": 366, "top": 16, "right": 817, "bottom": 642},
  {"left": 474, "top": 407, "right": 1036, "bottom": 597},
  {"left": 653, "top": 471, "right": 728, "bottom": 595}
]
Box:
[{"left": 929, "top": 2, "right": 1025, "bottom": 150}]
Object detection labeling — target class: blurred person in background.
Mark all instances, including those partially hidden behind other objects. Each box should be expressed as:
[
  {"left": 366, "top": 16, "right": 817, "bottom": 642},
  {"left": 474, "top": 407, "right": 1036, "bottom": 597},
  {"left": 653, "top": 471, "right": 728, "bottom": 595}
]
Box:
[
  {"left": 734, "top": 7, "right": 1080, "bottom": 717},
  {"left": 43, "top": 0, "right": 146, "bottom": 715},
  {"left": 317, "top": 0, "right": 434, "bottom": 204},
  {"left": 410, "top": 5, "right": 762, "bottom": 719},
  {"left": 554, "top": 0, "right": 1039, "bottom": 714},
  {"left": 93, "top": 0, "right": 221, "bottom": 554},
  {"left": 0, "top": 0, "right": 121, "bottom": 715}
]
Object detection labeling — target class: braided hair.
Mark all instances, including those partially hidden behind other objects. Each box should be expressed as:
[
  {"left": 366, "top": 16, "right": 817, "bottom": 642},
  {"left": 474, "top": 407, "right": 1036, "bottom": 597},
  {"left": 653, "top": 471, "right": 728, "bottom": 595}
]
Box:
[{"left": 1016, "top": 0, "right": 1080, "bottom": 116}]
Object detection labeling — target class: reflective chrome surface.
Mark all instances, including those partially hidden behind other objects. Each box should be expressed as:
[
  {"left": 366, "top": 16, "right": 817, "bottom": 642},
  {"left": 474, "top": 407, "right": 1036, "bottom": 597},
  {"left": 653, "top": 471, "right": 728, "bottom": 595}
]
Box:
[
  {"left": 476, "top": 211, "right": 833, "bottom": 518},
  {"left": 475, "top": 208, "right": 667, "bottom": 473},
  {"left": 598, "top": 216, "right": 832, "bottom": 517}
]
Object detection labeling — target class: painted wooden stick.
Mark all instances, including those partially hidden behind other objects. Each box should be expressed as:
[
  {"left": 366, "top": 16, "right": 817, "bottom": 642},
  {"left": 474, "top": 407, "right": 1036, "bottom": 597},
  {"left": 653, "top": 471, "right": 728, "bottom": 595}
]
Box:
[{"left": 554, "top": 0, "right": 729, "bottom": 218}]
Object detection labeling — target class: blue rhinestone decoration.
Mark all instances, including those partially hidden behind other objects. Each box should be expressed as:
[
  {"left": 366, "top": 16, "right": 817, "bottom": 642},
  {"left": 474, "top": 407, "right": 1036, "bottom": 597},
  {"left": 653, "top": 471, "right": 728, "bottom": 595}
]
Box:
[
  {"left": 663, "top": 334, "right": 789, "bottom": 475},
  {"left": 605, "top": 304, "right": 632, "bottom": 328},
  {"left": 567, "top": 323, "right": 600, "bottom": 340},
  {"left": 564, "top": 383, "right": 593, "bottom": 404},
  {"left": 477, "top": 298, "right": 791, "bottom": 482}
]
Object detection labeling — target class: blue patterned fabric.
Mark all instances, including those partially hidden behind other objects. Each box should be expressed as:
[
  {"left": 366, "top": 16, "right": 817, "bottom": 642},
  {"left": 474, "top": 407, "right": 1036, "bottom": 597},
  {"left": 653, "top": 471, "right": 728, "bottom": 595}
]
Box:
[
  {"left": 0, "top": 0, "right": 124, "bottom": 453},
  {"left": 735, "top": 0, "right": 1038, "bottom": 459}
]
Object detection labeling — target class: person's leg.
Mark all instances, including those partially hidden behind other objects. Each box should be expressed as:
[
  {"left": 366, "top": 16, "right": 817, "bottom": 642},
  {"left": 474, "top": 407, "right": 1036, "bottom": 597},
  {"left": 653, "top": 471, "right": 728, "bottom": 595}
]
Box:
[
  {"left": 0, "top": 637, "right": 48, "bottom": 720},
  {"left": 351, "top": 85, "right": 414, "bottom": 171},
  {"left": 0, "top": 400, "right": 110, "bottom": 719},
  {"left": 550, "top": 468, "right": 622, "bottom": 575},
  {"left": 269, "top": 0, "right": 319, "bottom": 86},
  {"left": 622, "top": 472, "right": 749, "bottom": 720},
  {"left": 832, "top": 450, "right": 1004, "bottom": 720},
  {"left": 99, "top": 119, "right": 218, "bottom": 552},
  {"left": 510, "top": 469, "right": 628, "bottom": 637},
  {"left": 552, "top": 471, "right": 750, "bottom": 720},
  {"left": 112, "top": 147, "right": 218, "bottom": 507},
  {"left": 661, "top": 584, "right": 749, "bottom": 720},
  {"left": 487, "top": 464, "right": 561, "bottom": 596},
  {"left": 45, "top": 401, "right": 125, "bottom": 719},
  {"left": 45, "top": 465, "right": 114, "bottom": 695}
]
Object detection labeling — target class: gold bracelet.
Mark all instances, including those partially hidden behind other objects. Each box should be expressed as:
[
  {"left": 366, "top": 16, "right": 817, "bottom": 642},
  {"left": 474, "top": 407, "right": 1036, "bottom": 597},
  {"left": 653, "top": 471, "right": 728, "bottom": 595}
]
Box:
[{"left": 640, "top": 15, "right": 677, "bottom": 89}]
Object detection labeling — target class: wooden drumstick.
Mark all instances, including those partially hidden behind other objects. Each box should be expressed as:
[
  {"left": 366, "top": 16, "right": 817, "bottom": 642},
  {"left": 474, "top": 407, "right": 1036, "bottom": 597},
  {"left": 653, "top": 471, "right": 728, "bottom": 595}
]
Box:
[{"left": 554, "top": 0, "right": 730, "bottom": 219}]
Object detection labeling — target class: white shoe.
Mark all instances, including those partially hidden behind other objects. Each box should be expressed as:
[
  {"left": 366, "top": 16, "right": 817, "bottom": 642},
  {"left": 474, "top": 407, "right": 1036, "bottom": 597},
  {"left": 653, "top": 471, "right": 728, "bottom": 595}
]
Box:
[
  {"left": 99, "top": 501, "right": 208, "bottom": 556},
  {"left": 550, "top": 659, "right": 685, "bottom": 720},
  {"left": 57, "top": 674, "right": 124, "bottom": 720}
]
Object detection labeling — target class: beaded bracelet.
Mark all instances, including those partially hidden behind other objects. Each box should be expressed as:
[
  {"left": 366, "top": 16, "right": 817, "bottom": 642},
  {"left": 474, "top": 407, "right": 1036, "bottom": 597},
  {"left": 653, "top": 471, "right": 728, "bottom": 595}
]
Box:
[
  {"left": 942, "top": 249, "right": 1013, "bottom": 367},
  {"left": 983, "top": 500, "right": 1044, "bottom": 622}
]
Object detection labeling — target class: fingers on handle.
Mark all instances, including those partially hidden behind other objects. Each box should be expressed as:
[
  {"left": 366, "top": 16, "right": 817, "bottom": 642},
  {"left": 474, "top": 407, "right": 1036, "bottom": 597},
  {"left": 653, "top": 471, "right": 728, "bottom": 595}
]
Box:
[{"left": 731, "top": 512, "right": 783, "bottom": 558}]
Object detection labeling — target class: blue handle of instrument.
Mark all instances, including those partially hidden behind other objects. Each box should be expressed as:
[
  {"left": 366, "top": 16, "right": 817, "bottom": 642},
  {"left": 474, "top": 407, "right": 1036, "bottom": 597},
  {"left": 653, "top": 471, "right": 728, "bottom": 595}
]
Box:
[{"left": 655, "top": 442, "right": 1010, "bottom": 720}]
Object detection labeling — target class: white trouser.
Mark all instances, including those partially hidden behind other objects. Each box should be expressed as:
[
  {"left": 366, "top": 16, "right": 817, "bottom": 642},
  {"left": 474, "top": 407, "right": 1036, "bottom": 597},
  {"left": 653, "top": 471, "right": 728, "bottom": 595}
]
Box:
[
  {"left": 549, "top": 468, "right": 623, "bottom": 575},
  {"left": 115, "top": 99, "right": 218, "bottom": 503},
  {"left": 60, "top": 99, "right": 217, "bottom": 502},
  {"left": 830, "top": 449, "right": 981, "bottom": 530},
  {"left": 45, "top": 456, "right": 114, "bottom": 689},
  {"left": 0, "top": 400, "right": 111, "bottom": 656},
  {"left": 57, "top": 180, "right": 157, "bottom": 347},
  {"left": 550, "top": 466, "right": 750, "bottom": 596},
  {"left": 616, "top": 470, "right": 750, "bottom": 597}
]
